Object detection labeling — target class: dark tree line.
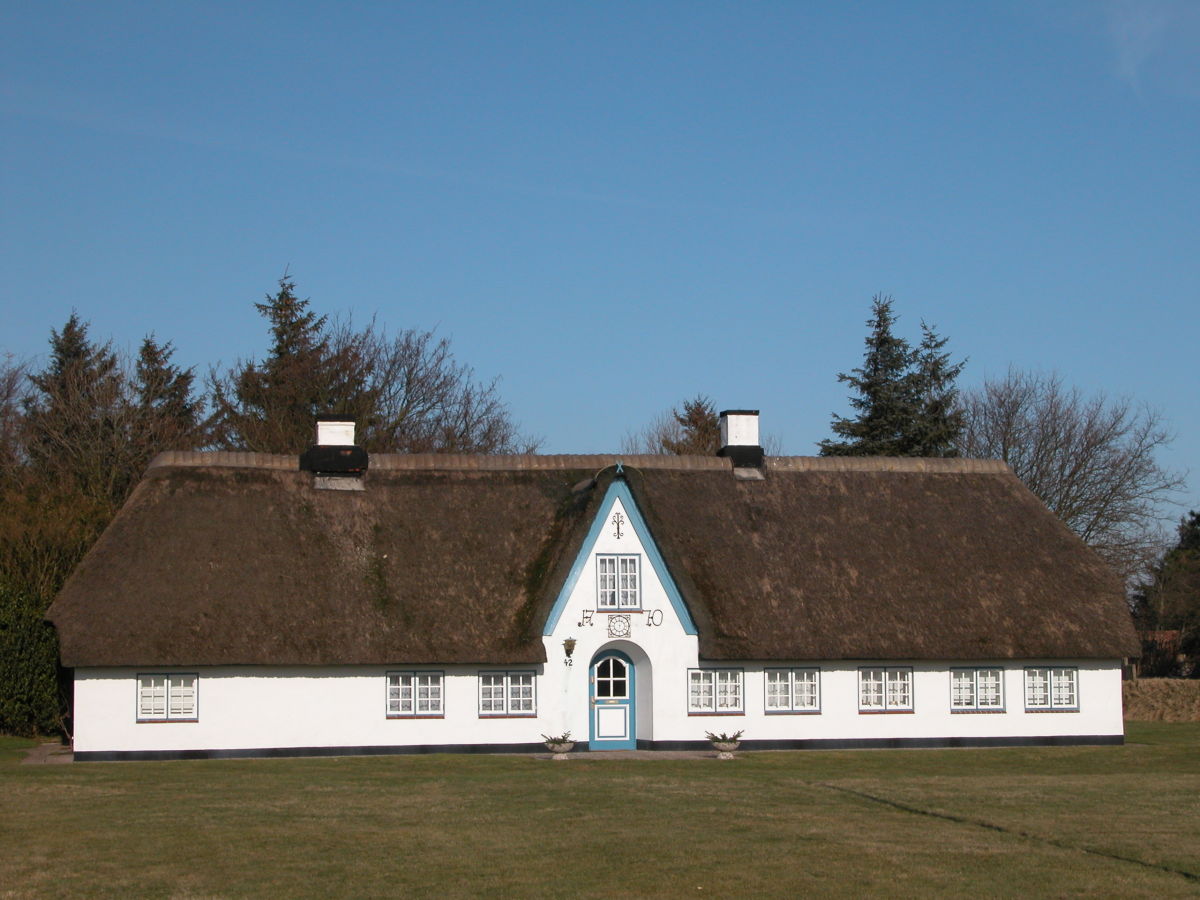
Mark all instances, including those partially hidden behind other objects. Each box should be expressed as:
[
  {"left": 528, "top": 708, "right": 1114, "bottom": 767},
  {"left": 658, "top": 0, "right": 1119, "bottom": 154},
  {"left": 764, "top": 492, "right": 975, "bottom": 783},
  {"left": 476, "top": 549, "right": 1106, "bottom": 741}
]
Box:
[{"left": 0, "top": 275, "right": 536, "bottom": 736}]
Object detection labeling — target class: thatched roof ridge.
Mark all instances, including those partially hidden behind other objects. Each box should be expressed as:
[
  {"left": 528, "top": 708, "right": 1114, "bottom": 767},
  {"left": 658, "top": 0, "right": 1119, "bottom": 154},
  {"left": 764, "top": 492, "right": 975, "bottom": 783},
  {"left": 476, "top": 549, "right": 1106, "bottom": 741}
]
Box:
[
  {"left": 50, "top": 452, "right": 1138, "bottom": 667},
  {"left": 149, "top": 450, "right": 1008, "bottom": 474}
]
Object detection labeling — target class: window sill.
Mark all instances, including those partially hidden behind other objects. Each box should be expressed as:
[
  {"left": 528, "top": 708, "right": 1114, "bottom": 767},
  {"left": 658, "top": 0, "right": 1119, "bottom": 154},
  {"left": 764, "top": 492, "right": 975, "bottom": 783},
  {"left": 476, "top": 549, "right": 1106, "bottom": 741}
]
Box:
[
  {"left": 687, "top": 711, "right": 746, "bottom": 716},
  {"left": 858, "top": 709, "right": 914, "bottom": 715},
  {"left": 136, "top": 718, "right": 199, "bottom": 724},
  {"left": 951, "top": 708, "right": 1006, "bottom": 714},
  {"left": 478, "top": 713, "right": 537, "bottom": 719},
  {"left": 765, "top": 710, "right": 822, "bottom": 716},
  {"left": 386, "top": 714, "right": 445, "bottom": 720},
  {"left": 1024, "top": 707, "right": 1079, "bottom": 713}
]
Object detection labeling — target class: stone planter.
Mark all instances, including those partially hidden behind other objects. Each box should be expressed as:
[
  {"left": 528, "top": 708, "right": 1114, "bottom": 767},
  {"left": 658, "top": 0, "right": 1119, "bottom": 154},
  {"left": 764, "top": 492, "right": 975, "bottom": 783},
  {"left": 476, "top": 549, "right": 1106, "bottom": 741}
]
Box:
[
  {"left": 712, "top": 741, "right": 741, "bottom": 759},
  {"left": 545, "top": 741, "right": 575, "bottom": 759}
]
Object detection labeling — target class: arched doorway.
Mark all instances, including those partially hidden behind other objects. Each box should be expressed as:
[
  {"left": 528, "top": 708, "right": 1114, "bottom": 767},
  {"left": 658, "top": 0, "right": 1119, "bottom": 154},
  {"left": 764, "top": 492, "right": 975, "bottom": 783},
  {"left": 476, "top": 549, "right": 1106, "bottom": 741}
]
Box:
[{"left": 589, "top": 649, "right": 635, "bottom": 750}]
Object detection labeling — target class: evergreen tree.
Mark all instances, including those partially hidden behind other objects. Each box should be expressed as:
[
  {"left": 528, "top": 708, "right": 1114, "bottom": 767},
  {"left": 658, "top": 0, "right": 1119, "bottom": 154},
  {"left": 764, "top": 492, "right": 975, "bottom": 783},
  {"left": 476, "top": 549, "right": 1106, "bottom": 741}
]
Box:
[
  {"left": 911, "top": 321, "right": 967, "bottom": 456},
  {"left": 819, "top": 295, "right": 964, "bottom": 457},
  {"left": 22, "top": 313, "right": 126, "bottom": 504},
  {"left": 211, "top": 275, "right": 535, "bottom": 455},
  {"left": 211, "top": 275, "right": 351, "bottom": 453},
  {"left": 660, "top": 395, "right": 720, "bottom": 455},
  {"left": 131, "top": 335, "right": 205, "bottom": 465}
]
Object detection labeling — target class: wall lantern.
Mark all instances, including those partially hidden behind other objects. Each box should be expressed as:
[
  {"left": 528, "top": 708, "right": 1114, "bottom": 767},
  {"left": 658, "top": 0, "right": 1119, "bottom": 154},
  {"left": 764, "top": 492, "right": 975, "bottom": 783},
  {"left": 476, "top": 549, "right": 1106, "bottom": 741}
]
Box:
[{"left": 563, "top": 637, "right": 577, "bottom": 660}]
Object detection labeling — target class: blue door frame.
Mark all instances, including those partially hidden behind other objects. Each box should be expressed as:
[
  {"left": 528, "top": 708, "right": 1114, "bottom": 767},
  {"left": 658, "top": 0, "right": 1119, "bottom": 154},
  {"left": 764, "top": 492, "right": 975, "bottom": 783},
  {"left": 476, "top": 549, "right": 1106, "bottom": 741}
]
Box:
[{"left": 589, "top": 650, "right": 636, "bottom": 750}]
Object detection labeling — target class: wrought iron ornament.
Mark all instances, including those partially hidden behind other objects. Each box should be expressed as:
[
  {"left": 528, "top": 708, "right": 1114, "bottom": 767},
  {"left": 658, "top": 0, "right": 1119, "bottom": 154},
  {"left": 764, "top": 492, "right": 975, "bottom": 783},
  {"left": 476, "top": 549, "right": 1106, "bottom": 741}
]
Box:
[{"left": 611, "top": 511, "right": 625, "bottom": 540}]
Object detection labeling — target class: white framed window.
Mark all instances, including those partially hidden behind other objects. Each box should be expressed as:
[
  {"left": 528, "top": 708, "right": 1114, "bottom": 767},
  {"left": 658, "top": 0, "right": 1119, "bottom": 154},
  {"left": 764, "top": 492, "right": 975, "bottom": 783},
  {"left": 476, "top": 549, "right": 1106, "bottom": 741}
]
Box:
[
  {"left": 858, "top": 667, "right": 913, "bottom": 712},
  {"left": 386, "top": 671, "right": 444, "bottom": 717},
  {"left": 478, "top": 671, "right": 536, "bottom": 717},
  {"left": 1024, "top": 667, "right": 1078, "bottom": 711},
  {"left": 950, "top": 668, "right": 1004, "bottom": 712},
  {"left": 137, "top": 674, "right": 197, "bottom": 722},
  {"left": 597, "top": 554, "right": 640, "bottom": 609},
  {"left": 764, "top": 668, "right": 821, "bottom": 713},
  {"left": 688, "top": 669, "right": 744, "bottom": 714}
]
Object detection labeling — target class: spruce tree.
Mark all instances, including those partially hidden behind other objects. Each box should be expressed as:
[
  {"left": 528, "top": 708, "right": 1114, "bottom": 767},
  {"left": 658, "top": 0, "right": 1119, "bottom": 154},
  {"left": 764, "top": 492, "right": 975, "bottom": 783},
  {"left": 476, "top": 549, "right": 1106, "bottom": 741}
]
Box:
[
  {"left": 131, "top": 335, "right": 205, "bottom": 464},
  {"left": 211, "top": 275, "right": 344, "bottom": 452},
  {"left": 910, "top": 321, "right": 966, "bottom": 456},
  {"left": 660, "top": 395, "right": 720, "bottom": 455},
  {"left": 819, "top": 295, "right": 964, "bottom": 457}
]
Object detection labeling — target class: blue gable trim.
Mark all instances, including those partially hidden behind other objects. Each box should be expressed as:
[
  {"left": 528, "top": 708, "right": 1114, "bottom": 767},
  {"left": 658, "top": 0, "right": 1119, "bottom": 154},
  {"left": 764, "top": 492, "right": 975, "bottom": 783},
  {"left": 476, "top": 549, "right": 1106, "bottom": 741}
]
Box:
[{"left": 542, "top": 479, "right": 698, "bottom": 636}]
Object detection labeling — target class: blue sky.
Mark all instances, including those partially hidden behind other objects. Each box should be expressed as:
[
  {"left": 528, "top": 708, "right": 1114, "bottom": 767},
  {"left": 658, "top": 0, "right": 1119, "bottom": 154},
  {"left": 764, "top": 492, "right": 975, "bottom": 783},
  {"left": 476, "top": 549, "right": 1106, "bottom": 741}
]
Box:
[{"left": 2, "top": 1, "right": 1197, "bottom": 516}]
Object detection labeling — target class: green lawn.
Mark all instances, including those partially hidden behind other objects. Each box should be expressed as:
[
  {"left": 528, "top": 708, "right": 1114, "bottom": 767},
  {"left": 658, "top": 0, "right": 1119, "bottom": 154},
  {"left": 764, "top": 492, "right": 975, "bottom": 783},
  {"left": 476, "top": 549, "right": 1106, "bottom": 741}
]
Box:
[{"left": 2, "top": 724, "right": 1198, "bottom": 898}]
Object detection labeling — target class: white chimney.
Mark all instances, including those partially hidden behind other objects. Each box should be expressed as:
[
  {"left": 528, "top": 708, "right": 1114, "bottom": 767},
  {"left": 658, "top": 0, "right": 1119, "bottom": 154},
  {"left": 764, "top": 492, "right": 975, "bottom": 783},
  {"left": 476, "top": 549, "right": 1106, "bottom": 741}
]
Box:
[
  {"left": 719, "top": 410, "right": 760, "bottom": 450},
  {"left": 718, "top": 409, "right": 764, "bottom": 475},
  {"left": 316, "top": 417, "right": 356, "bottom": 446}
]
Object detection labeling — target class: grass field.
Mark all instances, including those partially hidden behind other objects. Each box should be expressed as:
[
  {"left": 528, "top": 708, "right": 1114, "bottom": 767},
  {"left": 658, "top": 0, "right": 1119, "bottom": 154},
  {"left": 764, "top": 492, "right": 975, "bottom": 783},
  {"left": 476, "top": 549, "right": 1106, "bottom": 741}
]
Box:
[{"left": 2, "top": 724, "right": 1198, "bottom": 898}]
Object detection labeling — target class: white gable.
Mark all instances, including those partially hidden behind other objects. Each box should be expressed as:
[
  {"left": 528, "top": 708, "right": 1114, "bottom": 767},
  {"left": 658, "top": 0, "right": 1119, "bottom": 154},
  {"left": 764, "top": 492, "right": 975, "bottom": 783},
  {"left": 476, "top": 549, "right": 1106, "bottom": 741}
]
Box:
[{"left": 541, "top": 480, "right": 696, "bottom": 641}]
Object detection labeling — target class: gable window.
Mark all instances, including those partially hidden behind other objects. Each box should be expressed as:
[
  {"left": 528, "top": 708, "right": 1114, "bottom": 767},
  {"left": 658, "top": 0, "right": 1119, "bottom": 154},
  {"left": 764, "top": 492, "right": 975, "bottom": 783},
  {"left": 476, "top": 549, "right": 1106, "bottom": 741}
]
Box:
[
  {"left": 765, "top": 668, "right": 821, "bottom": 713},
  {"left": 478, "top": 672, "right": 536, "bottom": 717},
  {"left": 859, "top": 667, "right": 913, "bottom": 712},
  {"left": 137, "top": 674, "right": 197, "bottom": 722},
  {"left": 386, "top": 672, "right": 444, "bottom": 717},
  {"left": 597, "top": 555, "right": 640, "bottom": 609},
  {"left": 950, "top": 668, "right": 1004, "bottom": 712},
  {"left": 688, "top": 669, "right": 744, "bottom": 714},
  {"left": 1024, "top": 667, "right": 1078, "bottom": 711}
]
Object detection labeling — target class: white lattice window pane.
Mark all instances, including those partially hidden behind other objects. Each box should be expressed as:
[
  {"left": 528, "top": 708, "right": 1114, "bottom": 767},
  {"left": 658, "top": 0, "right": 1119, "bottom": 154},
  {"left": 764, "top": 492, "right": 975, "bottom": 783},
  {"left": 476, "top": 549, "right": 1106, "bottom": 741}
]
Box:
[
  {"left": 168, "top": 675, "right": 196, "bottom": 718},
  {"left": 388, "top": 673, "right": 415, "bottom": 714},
  {"left": 1026, "top": 669, "right": 1050, "bottom": 708},
  {"left": 619, "top": 557, "right": 639, "bottom": 607},
  {"left": 139, "top": 676, "right": 166, "bottom": 718},
  {"left": 860, "top": 670, "right": 884, "bottom": 708},
  {"left": 951, "top": 670, "right": 975, "bottom": 708},
  {"left": 885, "top": 670, "right": 911, "bottom": 709},
  {"left": 416, "top": 674, "right": 442, "bottom": 714},
  {"left": 794, "top": 670, "right": 818, "bottom": 709},
  {"left": 765, "top": 671, "right": 791, "bottom": 710},
  {"left": 977, "top": 669, "right": 1003, "bottom": 708},
  {"left": 509, "top": 674, "right": 535, "bottom": 713},
  {"left": 598, "top": 556, "right": 617, "bottom": 608},
  {"left": 1052, "top": 669, "right": 1077, "bottom": 708},
  {"left": 689, "top": 671, "right": 713, "bottom": 711},
  {"left": 716, "top": 671, "right": 741, "bottom": 710},
  {"left": 480, "top": 675, "right": 506, "bottom": 713}
]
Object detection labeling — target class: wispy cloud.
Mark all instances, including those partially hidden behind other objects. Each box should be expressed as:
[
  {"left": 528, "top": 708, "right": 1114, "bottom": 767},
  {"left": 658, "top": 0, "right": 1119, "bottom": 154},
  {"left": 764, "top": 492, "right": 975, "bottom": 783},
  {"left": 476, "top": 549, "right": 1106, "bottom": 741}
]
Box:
[
  {"left": 1103, "top": 0, "right": 1200, "bottom": 96},
  {"left": 1106, "top": 0, "right": 1170, "bottom": 89}
]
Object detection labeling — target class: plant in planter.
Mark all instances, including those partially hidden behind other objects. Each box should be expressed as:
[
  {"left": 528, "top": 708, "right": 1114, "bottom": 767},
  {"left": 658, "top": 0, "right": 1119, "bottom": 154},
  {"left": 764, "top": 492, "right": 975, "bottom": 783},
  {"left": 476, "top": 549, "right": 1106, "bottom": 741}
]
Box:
[
  {"left": 705, "top": 730, "right": 744, "bottom": 758},
  {"left": 541, "top": 731, "right": 574, "bottom": 758}
]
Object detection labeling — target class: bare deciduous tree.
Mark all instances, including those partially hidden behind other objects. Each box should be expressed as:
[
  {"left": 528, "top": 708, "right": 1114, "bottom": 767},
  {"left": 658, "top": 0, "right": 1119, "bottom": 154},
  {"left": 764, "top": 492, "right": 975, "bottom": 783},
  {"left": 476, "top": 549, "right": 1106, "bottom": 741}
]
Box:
[
  {"left": 622, "top": 395, "right": 781, "bottom": 456},
  {"left": 0, "top": 354, "right": 30, "bottom": 475},
  {"left": 956, "top": 368, "right": 1186, "bottom": 583},
  {"left": 211, "top": 277, "right": 538, "bottom": 455}
]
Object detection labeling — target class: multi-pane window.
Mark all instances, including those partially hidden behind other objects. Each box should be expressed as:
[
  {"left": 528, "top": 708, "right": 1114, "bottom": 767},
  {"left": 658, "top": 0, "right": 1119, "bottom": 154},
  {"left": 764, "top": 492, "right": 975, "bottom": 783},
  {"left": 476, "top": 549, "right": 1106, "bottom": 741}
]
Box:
[
  {"left": 386, "top": 672, "right": 444, "bottom": 717},
  {"left": 764, "top": 668, "right": 821, "bottom": 713},
  {"left": 858, "top": 667, "right": 913, "bottom": 712},
  {"left": 950, "top": 668, "right": 1004, "bottom": 712},
  {"left": 688, "top": 669, "right": 744, "bottom": 714},
  {"left": 1025, "top": 667, "right": 1078, "bottom": 711},
  {"left": 137, "top": 674, "right": 197, "bottom": 721},
  {"left": 478, "top": 672, "right": 536, "bottom": 717},
  {"left": 597, "top": 555, "right": 640, "bottom": 609}
]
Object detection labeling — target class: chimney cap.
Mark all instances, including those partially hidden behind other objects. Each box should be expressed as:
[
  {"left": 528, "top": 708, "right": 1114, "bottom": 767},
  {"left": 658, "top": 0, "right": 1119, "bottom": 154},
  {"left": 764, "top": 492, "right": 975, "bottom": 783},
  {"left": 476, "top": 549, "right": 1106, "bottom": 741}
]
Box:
[{"left": 718, "top": 408, "right": 759, "bottom": 418}]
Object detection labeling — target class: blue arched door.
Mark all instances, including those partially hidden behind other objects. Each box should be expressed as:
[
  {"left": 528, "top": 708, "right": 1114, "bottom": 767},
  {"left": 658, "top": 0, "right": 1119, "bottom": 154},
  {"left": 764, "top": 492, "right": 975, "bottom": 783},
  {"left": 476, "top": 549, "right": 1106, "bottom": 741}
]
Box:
[{"left": 589, "top": 650, "right": 636, "bottom": 750}]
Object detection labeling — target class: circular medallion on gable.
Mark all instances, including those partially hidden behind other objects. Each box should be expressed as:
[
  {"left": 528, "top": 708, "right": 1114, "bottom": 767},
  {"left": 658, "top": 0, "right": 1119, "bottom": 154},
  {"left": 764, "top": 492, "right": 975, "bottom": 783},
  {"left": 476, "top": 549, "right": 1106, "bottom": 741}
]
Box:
[{"left": 607, "top": 614, "right": 631, "bottom": 638}]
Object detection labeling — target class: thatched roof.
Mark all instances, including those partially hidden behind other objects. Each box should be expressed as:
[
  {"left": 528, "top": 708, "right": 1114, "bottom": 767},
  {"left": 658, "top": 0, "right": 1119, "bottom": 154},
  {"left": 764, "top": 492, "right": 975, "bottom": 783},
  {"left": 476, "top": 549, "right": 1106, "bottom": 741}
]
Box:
[{"left": 48, "top": 452, "right": 1138, "bottom": 667}]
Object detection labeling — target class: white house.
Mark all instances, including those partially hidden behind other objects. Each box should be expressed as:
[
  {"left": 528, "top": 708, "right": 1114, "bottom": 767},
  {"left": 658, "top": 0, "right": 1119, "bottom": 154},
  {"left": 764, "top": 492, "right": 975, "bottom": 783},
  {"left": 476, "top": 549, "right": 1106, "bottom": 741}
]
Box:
[{"left": 48, "top": 412, "right": 1138, "bottom": 760}]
